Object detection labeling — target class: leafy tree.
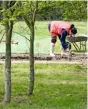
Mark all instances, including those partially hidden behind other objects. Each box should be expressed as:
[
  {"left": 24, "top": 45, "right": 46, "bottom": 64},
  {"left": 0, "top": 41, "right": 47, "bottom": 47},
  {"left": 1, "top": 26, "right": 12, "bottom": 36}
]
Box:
[
  {"left": 36, "top": 1, "right": 62, "bottom": 20},
  {"left": 2, "top": 1, "right": 16, "bottom": 103},
  {"left": 36, "top": 1, "right": 87, "bottom": 21},
  {"left": 1, "top": 1, "right": 38, "bottom": 102},
  {"left": 16, "top": 1, "right": 38, "bottom": 95},
  {"left": 59, "top": 1, "right": 87, "bottom": 21}
]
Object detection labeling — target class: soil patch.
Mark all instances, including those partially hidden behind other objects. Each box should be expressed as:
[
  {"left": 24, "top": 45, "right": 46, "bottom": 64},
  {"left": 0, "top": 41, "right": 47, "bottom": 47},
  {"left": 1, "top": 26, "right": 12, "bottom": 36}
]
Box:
[{"left": 0, "top": 52, "right": 87, "bottom": 66}]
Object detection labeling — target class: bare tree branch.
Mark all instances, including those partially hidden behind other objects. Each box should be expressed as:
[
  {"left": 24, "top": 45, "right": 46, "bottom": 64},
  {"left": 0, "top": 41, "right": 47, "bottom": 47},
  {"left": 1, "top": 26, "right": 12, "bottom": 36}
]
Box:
[
  {"left": 0, "top": 31, "right": 5, "bottom": 43},
  {"left": 13, "top": 31, "right": 30, "bottom": 41},
  {"left": 19, "top": 25, "right": 30, "bottom": 36}
]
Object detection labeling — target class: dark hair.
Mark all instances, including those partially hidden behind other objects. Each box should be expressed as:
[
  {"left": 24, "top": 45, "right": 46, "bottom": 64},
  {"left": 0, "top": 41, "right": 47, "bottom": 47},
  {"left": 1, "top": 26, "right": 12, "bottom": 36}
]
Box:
[
  {"left": 70, "top": 24, "right": 74, "bottom": 29},
  {"left": 71, "top": 27, "right": 77, "bottom": 34}
]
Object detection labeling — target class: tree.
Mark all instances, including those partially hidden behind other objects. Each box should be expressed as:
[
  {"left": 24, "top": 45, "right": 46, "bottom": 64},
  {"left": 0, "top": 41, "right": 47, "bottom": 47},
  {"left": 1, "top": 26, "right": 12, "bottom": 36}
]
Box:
[
  {"left": 36, "top": 1, "right": 62, "bottom": 20},
  {"left": 2, "top": 1, "right": 16, "bottom": 103},
  {"left": 19, "top": 1, "right": 38, "bottom": 95},
  {"left": 58, "top": 1, "right": 87, "bottom": 21},
  {"left": 36, "top": 1, "right": 87, "bottom": 21},
  {"left": 1, "top": 1, "right": 38, "bottom": 102}
]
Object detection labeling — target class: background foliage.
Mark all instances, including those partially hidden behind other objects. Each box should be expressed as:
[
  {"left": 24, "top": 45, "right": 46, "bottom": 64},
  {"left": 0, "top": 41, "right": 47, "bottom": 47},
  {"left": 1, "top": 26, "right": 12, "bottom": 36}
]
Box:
[
  {"left": 37, "top": 1, "right": 87, "bottom": 21},
  {"left": 0, "top": 1, "right": 87, "bottom": 21}
]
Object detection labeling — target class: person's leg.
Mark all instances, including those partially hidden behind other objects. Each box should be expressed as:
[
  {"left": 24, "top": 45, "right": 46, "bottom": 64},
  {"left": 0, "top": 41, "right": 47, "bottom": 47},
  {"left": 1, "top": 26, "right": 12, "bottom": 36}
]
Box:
[
  {"left": 48, "top": 23, "right": 57, "bottom": 57},
  {"left": 59, "top": 29, "right": 68, "bottom": 50},
  {"left": 50, "top": 37, "right": 57, "bottom": 57},
  {"left": 58, "top": 29, "right": 68, "bottom": 57}
]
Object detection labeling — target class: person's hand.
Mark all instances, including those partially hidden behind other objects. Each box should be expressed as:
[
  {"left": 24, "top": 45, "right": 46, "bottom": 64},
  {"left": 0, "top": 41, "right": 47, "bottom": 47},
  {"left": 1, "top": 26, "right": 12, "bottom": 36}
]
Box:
[
  {"left": 70, "top": 34, "right": 75, "bottom": 37},
  {"left": 72, "top": 34, "right": 75, "bottom": 37}
]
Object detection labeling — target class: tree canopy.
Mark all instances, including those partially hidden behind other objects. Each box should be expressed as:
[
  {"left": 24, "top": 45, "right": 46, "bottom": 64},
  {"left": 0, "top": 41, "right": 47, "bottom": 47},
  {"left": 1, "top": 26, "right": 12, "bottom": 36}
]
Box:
[
  {"left": 36, "top": 1, "right": 87, "bottom": 21},
  {"left": 0, "top": 1, "right": 87, "bottom": 21}
]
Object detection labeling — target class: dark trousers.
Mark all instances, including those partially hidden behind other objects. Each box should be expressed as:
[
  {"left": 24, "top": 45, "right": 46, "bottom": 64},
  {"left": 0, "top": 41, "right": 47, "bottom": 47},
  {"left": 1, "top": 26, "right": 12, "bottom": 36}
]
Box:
[{"left": 59, "top": 29, "right": 68, "bottom": 50}]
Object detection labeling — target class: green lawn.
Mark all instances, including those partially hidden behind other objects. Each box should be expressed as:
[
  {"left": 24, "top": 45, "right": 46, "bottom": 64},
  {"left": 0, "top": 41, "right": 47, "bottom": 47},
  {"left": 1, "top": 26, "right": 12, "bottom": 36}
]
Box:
[{"left": 0, "top": 64, "right": 87, "bottom": 109}]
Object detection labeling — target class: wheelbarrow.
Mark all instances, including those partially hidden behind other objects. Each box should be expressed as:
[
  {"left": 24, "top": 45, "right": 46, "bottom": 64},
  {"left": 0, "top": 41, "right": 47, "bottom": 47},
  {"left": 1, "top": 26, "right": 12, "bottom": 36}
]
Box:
[{"left": 66, "top": 35, "right": 88, "bottom": 60}]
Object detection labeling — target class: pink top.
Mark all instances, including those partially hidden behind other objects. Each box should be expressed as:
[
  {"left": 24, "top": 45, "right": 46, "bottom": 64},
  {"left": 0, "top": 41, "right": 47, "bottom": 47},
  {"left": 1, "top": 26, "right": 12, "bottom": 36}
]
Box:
[{"left": 50, "top": 21, "right": 71, "bottom": 37}]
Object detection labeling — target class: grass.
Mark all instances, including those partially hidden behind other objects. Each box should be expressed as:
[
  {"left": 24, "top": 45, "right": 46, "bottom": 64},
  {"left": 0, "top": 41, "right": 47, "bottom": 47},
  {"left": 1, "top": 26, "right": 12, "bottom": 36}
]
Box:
[{"left": 0, "top": 63, "right": 87, "bottom": 109}]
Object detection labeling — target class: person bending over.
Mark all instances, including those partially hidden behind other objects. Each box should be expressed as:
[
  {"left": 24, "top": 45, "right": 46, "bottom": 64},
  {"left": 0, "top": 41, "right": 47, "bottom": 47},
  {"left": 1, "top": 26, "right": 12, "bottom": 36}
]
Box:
[{"left": 48, "top": 21, "right": 77, "bottom": 57}]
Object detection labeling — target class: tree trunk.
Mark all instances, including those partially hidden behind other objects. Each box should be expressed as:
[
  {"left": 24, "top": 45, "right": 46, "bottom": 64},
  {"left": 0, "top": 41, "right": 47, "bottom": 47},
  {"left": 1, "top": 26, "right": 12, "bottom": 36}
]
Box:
[
  {"left": 3, "top": 1, "right": 13, "bottom": 103},
  {"left": 28, "top": 23, "right": 35, "bottom": 95},
  {"left": 22, "top": 1, "right": 38, "bottom": 96},
  {"left": 4, "top": 21, "right": 13, "bottom": 103}
]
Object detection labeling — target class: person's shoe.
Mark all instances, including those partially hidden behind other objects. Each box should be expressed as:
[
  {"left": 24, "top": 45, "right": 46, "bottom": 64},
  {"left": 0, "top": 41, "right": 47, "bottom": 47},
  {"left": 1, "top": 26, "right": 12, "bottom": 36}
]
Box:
[
  {"left": 61, "top": 50, "right": 65, "bottom": 57},
  {"left": 65, "top": 48, "right": 69, "bottom": 52},
  {"left": 61, "top": 49, "right": 68, "bottom": 57},
  {"left": 65, "top": 48, "right": 70, "bottom": 56},
  {"left": 50, "top": 52, "right": 55, "bottom": 57}
]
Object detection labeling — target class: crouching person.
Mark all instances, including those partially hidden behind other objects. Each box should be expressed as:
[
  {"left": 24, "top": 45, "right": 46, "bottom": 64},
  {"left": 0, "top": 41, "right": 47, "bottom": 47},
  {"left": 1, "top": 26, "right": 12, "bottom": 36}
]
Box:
[{"left": 48, "top": 21, "right": 77, "bottom": 57}]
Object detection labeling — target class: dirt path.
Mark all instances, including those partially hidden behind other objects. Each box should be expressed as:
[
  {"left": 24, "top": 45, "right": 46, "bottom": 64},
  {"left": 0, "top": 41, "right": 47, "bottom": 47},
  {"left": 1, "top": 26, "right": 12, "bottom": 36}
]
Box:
[
  {"left": 0, "top": 60, "right": 82, "bottom": 64},
  {"left": 0, "top": 52, "right": 87, "bottom": 66}
]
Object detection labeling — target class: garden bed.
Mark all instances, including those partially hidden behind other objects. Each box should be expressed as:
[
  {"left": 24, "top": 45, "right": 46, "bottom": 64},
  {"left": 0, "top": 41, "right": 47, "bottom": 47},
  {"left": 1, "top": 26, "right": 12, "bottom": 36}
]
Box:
[{"left": 0, "top": 52, "right": 87, "bottom": 66}]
